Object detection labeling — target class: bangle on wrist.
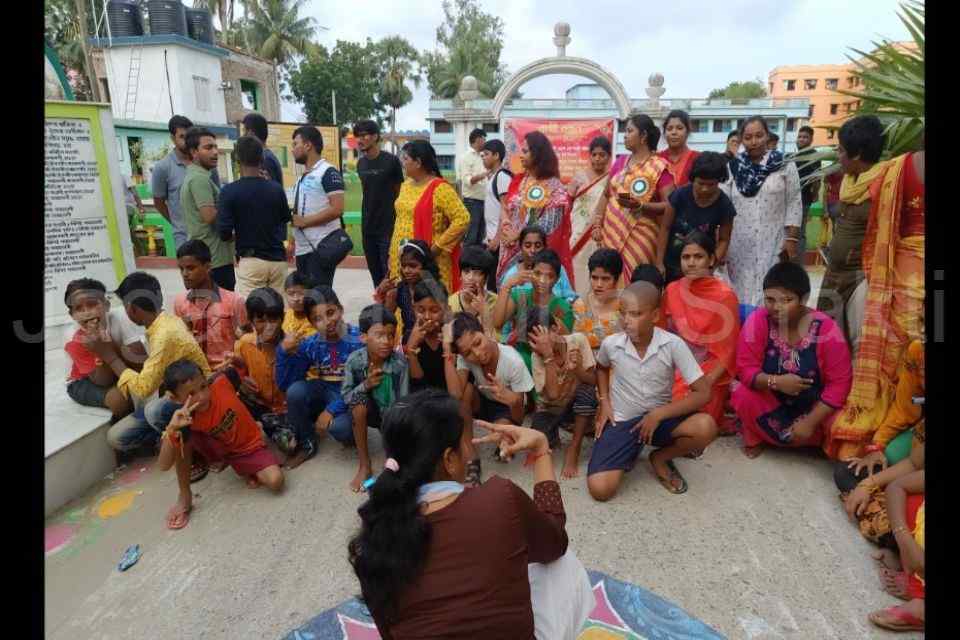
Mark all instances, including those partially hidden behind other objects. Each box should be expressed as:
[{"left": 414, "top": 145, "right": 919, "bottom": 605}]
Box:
[
  {"left": 523, "top": 448, "right": 551, "bottom": 467},
  {"left": 892, "top": 525, "right": 910, "bottom": 536},
  {"left": 767, "top": 375, "right": 778, "bottom": 390},
  {"left": 406, "top": 345, "right": 421, "bottom": 355},
  {"left": 784, "top": 237, "right": 799, "bottom": 244},
  {"left": 863, "top": 444, "right": 884, "bottom": 454}
]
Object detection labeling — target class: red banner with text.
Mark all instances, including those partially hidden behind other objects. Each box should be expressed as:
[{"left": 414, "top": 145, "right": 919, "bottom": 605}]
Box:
[{"left": 503, "top": 118, "right": 616, "bottom": 183}]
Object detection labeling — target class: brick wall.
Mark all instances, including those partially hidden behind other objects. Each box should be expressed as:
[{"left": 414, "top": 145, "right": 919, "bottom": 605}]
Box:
[{"left": 220, "top": 52, "right": 280, "bottom": 125}]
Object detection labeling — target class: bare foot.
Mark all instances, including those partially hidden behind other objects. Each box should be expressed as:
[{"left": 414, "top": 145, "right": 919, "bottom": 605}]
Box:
[
  {"left": 165, "top": 497, "right": 192, "bottom": 530},
  {"left": 284, "top": 449, "right": 311, "bottom": 469},
  {"left": 350, "top": 464, "right": 372, "bottom": 493},
  {"left": 561, "top": 450, "right": 580, "bottom": 478},
  {"left": 246, "top": 476, "right": 261, "bottom": 489},
  {"left": 742, "top": 443, "right": 766, "bottom": 459}
]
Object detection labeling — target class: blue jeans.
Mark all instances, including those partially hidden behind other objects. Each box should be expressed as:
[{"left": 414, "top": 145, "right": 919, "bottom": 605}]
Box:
[
  {"left": 106, "top": 397, "right": 179, "bottom": 452},
  {"left": 286, "top": 380, "right": 354, "bottom": 449}
]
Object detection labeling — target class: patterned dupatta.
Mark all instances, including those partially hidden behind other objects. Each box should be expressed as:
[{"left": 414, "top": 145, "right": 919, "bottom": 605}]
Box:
[
  {"left": 601, "top": 154, "right": 669, "bottom": 278},
  {"left": 413, "top": 177, "right": 461, "bottom": 291},
  {"left": 496, "top": 172, "right": 573, "bottom": 286},
  {"left": 570, "top": 171, "right": 609, "bottom": 257}
]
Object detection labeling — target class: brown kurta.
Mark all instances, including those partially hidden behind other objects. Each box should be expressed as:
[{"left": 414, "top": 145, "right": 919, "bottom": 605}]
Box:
[{"left": 372, "top": 476, "right": 568, "bottom": 640}]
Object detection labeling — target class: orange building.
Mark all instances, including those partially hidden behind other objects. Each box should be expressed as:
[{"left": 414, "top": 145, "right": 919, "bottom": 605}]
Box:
[{"left": 769, "top": 42, "right": 917, "bottom": 147}]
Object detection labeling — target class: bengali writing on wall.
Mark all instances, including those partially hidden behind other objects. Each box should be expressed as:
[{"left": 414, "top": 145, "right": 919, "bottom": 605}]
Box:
[
  {"left": 45, "top": 118, "right": 117, "bottom": 306},
  {"left": 503, "top": 118, "right": 616, "bottom": 183}
]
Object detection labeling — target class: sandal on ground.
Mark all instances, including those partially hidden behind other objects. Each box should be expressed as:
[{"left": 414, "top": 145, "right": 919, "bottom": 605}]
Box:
[
  {"left": 684, "top": 449, "right": 704, "bottom": 460},
  {"left": 465, "top": 459, "right": 482, "bottom": 488},
  {"left": 868, "top": 605, "right": 924, "bottom": 632},
  {"left": 166, "top": 504, "right": 192, "bottom": 530},
  {"left": 650, "top": 453, "right": 688, "bottom": 494},
  {"left": 190, "top": 454, "right": 209, "bottom": 483}
]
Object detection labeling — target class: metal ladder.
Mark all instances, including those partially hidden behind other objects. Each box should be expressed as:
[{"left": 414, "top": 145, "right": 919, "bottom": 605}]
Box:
[{"left": 123, "top": 44, "right": 142, "bottom": 120}]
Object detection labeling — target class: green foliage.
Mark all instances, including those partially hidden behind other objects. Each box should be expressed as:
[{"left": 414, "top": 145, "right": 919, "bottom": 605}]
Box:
[
  {"left": 247, "top": 0, "right": 316, "bottom": 67},
  {"left": 800, "top": 0, "right": 924, "bottom": 185},
  {"left": 707, "top": 79, "right": 767, "bottom": 101},
  {"left": 44, "top": 0, "right": 93, "bottom": 99},
  {"left": 287, "top": 40, "right": 386, "bottom": 125},
  {"left": 423, "top": 0, "right": 508, "bottom": 99},
  {"left": 377, "top": 36, "right": 422, "bottom": 137}
]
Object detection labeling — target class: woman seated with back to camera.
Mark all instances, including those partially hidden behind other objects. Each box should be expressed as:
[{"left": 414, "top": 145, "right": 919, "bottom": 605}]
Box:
[{"left": 348, "top": 389, "right": 593, "bottom": 640}]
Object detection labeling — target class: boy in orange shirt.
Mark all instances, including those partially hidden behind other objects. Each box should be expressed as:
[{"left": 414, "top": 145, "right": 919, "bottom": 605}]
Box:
[{"left": 156, "top": 359, "right": 284, "bottom": 530}]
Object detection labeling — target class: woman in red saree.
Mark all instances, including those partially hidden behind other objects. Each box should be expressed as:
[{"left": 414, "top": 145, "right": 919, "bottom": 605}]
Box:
[
  {"left": 658, "top": 110, "right": 700, "bottom": 187},
  {"left": 592, "top": 114, "right": 675, "bottom": 281},
  {"left": 497, "top": 131, "right": 574, "bottom": 288},
  {"left": 824, "top": 150, "right": 925, "bottom": 460},
  {"left": 389, "top": 140, "right": 470, "bottom": 293},
  {"left": 661, "top": 231, "right": 740, "bottom": 431}
]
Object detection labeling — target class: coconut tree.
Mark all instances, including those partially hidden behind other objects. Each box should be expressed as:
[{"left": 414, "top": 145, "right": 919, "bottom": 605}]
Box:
[
  {"left": 799, "top": 0, "right": 923, "bottom": 184},
  {"left": 377, "top": 36, "right": 422, "bottom": 152},
  {"left": 247, "top": 0, "right": 317, "bottom": 67}
]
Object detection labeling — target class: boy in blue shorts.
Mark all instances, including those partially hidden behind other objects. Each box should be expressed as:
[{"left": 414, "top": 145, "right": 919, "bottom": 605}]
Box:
[{"left": 588, "top": 281, "right": 717, "bottom": 501}]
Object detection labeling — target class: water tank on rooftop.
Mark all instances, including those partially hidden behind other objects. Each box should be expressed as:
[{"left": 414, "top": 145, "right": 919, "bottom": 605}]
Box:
[
  {"left": 185, "top": 9, "right": 214, "bottom": 45},
  {"left": 106, "top": 0, "right": 144, "bottom": 37},
  {"left": 147, "top": 0, "right": 187, "bottom": 37}
]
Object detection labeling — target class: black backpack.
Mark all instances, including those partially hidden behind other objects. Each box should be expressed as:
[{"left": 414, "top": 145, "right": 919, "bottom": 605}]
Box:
[{"left": 491, "top": 167, "right": 514, "bottom": 201}]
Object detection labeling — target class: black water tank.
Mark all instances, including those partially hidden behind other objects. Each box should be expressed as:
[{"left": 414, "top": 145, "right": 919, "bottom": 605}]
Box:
[
  {"left": 185, "top": 9, "right": 214, "bottom": 45},
  {"left": 147, "top": 0, "right": 187, "bottom": 37},
  {"left": 106, "top": 0, "right": 144, "bottom": 37}
]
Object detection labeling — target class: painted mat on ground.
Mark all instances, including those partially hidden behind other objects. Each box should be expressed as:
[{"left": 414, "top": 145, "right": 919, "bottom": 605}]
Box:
[{"left": 283, "top": 570, "right": 725, "bottom": 640}]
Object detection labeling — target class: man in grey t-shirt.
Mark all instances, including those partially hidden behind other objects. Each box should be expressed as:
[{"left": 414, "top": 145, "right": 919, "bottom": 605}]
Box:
[{"left": 150, "top": 115, "right": 220, "bottom": 248}]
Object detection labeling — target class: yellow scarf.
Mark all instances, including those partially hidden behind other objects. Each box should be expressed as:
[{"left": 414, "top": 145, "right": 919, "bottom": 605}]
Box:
[{"left": 839, "top": 161, "right": 889, "bottom": 204}]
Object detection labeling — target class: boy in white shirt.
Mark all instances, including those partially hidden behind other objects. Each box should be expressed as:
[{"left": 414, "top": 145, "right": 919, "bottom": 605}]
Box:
[
  {"left": 588, "top": 282, "right": 718, "bottom": 501},
  {"left": 444, "top": 312, "right": 534, "bottom": 487}
]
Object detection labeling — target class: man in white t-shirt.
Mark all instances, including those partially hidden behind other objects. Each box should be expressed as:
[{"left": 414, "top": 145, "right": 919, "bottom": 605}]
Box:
[
  {"left": 290, "top": 126, "right": 347, "bottom": 287},
  {"left": 443, "top": 312, "right": 534, "bottom": 487},
  {"left": 480, "top": 139, "right": 512, "bottom": 291},
  {"left": 458, "top": 128, "right": 488, "bottom": 246}
]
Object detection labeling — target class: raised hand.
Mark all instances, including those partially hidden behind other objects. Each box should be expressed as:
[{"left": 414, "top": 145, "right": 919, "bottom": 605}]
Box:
[
  {"left": 364, "top": 367, "right": 385, "bottom": 391},
  {"left": 528, "top": 325, "right": 554, "bottom": 358},
  {"left": 471, "top": 419, "right": 549, "bottom": 461},
  {"left": 281, "top": 329, "right": 306, "bottom": 355},
  {"left": 168, "top": 395, "right": 200, "bottom": 432},
  {"left": 478, "top": 372, "right": 511, "bottom": 405}
]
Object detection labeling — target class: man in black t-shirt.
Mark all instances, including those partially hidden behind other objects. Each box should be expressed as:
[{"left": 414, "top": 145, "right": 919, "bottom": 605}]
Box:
[
  {"left": 217, "top": 136, "right": 292, "bottom": 297},
  {"left": 354, "top": 120, "right": 404, "bottom": 288},
  {"left": 242, "top": 112, "right": 284, "bottom": 187}
]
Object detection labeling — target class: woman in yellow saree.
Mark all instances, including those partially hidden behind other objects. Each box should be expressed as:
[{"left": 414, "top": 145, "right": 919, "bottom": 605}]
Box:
[{"left": 824, "top": 150, "right": 924, "bottom": 461}]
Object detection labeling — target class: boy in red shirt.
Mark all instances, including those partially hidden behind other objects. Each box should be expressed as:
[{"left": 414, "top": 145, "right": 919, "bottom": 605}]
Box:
[{"left": 156, "top": 359, "right": 284, "bottom": 530}]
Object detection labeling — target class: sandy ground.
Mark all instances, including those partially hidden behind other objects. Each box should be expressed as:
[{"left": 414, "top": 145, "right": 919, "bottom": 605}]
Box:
[{"left": 45, "top": 266, "right": 919, "bottom": 639}]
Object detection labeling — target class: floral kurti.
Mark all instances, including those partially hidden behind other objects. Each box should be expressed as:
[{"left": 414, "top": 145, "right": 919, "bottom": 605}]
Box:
[
  {"left": 389, "top": 179, "right": 470, "bottom": 292},
  {"left": 721, "top": 154, "right": 803, "bottom": 306}
]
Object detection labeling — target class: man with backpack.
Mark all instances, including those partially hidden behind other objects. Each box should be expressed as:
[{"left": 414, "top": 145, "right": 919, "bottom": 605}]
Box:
[{"left": 480, "top": 139, "right": 513, "bottom": 292}]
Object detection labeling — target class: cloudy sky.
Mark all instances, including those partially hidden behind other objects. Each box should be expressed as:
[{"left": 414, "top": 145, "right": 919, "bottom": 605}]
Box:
[{"left": 281, "top": 0, "right": 912, "bottom": 129}]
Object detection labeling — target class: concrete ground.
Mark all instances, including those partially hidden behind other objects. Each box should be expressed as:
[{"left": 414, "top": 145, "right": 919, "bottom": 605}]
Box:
[{"left": 45, "top": 266, "right": 919, "bottom": 640}]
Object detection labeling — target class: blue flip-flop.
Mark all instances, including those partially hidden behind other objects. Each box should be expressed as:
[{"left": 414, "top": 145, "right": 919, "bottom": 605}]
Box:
[{"left": 118, "top": 544, "right": 142, "bottom": 572}]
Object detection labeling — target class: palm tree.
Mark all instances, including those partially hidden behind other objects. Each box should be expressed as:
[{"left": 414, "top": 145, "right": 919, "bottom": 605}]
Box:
[
  {"left": 377, "top": 36, "right": 422, "bottom": 152},
  {"left": 193, "top": 0, "right": 235, "bottom": 36},
  {"left": 247, "top": 0, "right": 316, "bottom": 67},
  {"left": 799, "top": 0, "right": 923, "bottom": 184}
]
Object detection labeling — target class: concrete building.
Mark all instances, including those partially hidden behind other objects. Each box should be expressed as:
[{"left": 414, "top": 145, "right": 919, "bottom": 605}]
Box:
[
  {"left": 89, "top": 33, "right": 279, "bottom": 190},
  {"left": 428, "top": 24, "right": 809, "bottom": 175},
  {"left": 768, "top": 41, "right": 918, "bottom": 147}
]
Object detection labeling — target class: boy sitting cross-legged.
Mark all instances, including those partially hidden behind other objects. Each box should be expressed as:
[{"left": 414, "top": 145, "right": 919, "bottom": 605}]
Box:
[
  {"left": 342, "top": 304, "right": 409, "bottom": 492},
  {"left": 443, "top": 312, "right": 534, "bottom": 487},
  {"left": 156, "top": 359, "right": 284, "bottom": 530},
  {"left": 276, "top": 285, "right": 364, "bottom": 468},
  {"left": 526, "top": 307, "right": 597, "bottom": 473},
  {"left": 588, "top": 281, "right": 718, "bottom": 501}
]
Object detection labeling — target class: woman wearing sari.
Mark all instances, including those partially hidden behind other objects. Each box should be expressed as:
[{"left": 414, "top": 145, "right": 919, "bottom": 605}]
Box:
[
  {"left": 662, "top": 232, "right": 740, "bottom": 432},
  {"left": 815, "top": 116, "right": 888, "bottom": 345},
  {"left": 824, "top": 149, "right": 925, "bottom": 461},
  {"left": 658, "top": 110, "right": 700, "bottom": 188},
  {"left": 497, "top": 131, "right": 573, "bottom": 290},
  {"left": 592, "top": 114, "right": 675, "bottom": 281},
  {"left": 389, "top": 140, "right": 470, "bottom": 293},
  {"left": 567, "top": 136, "right": 612, "bottom": 296},
  {"left": 732, "top": 262, "right": 852, "bottom": 458},
  {"left": 722, "top": 116, "right": 803, "bottom": 306}
]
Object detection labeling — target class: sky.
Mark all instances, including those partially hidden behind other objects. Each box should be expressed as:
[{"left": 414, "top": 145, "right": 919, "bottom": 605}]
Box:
[{"left": 281, "top": 0, "right": 913, "bottom": 129}]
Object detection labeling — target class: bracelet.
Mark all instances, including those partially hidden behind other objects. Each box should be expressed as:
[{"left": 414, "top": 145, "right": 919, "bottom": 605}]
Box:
[
  {"left": 524, "top": 448, "right": 552, "bottom": 467},
  {"left": 784, "top": 238, "right": 799, "bottom": 244},
  {"left": 596, "top": 394, "right": 606, "bottom": 401},
  {"left": 406, "top": 346, "right": 421, "bottom": 355},
  {"left": 767, "top": 375, "right": 778, "bottom": 390},
  {"left": 892, "top": 525, "right": 910, "bottom": 536},
  {"left": 863, "top": 444, "right": 884, "bottom": 454},
  {"left": 542, "top": 356, "right": 555, "bottom": 365}
]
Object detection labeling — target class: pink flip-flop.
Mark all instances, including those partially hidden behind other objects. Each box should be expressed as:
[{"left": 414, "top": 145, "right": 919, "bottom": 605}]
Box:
[
  {"left": 166, "top": 504, "right": 192, "bottom": 530},
  {"left": 868, "top": 604, "right": 924, "bottom": 631}
]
